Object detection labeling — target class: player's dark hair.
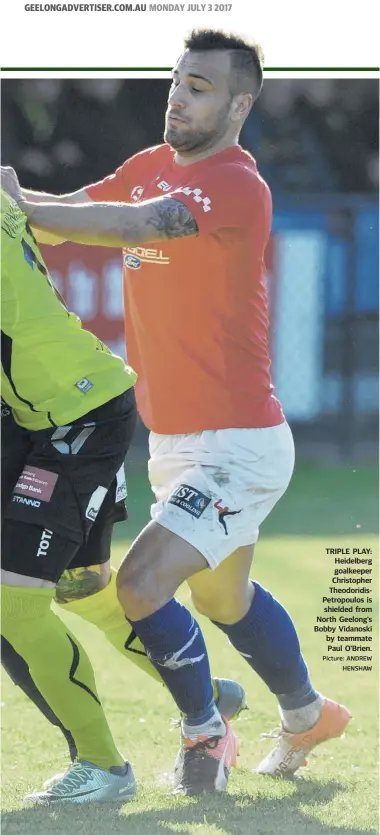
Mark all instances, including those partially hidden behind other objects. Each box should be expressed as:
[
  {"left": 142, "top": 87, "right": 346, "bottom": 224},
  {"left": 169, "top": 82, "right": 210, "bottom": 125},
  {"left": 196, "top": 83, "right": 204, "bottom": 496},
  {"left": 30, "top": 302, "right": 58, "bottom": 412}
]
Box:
[{"left": 184, "top": 29, "right": 264, "bottom": 105}]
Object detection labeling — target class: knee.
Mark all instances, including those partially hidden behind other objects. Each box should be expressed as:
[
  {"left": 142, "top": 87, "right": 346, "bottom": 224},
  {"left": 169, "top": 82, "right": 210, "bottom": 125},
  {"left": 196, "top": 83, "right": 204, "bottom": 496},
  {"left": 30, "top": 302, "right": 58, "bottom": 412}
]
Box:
[
  {"left": 116, "top": 548, "right": 160, "bottom": 619},
  {"left": 116, "top": 523, "right": 191, "bottom": 620},
  {"left": 1, "top": 584, "right": 52, "bottom": 654},
  {"left": 116, "top": 538, "right": 184, "bottom": 620},
  {"left": 55, "top": 562, "right": 111, "bottom": 604}
]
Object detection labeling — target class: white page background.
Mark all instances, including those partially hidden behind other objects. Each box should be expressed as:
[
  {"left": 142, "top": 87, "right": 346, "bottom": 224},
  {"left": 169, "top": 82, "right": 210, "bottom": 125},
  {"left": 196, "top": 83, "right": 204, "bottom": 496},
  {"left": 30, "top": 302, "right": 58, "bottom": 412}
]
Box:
[{"left": 0, "top": 0, "right": 379, "bottom": 70}]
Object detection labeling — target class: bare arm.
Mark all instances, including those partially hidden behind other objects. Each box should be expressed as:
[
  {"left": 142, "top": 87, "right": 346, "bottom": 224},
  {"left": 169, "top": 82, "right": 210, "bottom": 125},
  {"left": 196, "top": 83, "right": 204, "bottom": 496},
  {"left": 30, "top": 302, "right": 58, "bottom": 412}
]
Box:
[
  {"left": 21, "top": 186, "right": 92, "bottom": 205},
  {"left": 21, "top": 196, "right": 199, "bottom": 247},
  {"left": 21, "top": 186, "right": 92, "bottom": 244}
]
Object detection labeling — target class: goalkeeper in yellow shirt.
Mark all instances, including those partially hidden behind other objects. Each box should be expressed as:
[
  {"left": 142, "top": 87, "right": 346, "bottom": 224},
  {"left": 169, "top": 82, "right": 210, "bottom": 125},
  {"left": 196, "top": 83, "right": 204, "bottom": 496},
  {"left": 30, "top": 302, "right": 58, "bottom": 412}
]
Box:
[{"left": 1, "top": 187, "right": 245, "bottom": 804}]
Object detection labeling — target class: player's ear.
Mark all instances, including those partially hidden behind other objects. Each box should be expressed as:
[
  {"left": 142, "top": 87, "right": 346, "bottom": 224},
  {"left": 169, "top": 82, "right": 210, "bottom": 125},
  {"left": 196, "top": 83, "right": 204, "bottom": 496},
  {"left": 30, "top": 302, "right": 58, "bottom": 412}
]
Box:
[{"left": 230, "top": 93, "right": 252, "bottom": 123}]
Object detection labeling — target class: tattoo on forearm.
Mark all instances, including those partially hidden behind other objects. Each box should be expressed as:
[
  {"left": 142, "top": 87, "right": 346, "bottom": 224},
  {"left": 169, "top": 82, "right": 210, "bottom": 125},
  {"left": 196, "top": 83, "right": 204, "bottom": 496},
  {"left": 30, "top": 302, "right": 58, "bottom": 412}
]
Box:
[
  {"left": 55, "top": 565, "right": 109, "bottom": 604},
  {"left": 147, "top": 198, "right": 198, "bottom": 240}
]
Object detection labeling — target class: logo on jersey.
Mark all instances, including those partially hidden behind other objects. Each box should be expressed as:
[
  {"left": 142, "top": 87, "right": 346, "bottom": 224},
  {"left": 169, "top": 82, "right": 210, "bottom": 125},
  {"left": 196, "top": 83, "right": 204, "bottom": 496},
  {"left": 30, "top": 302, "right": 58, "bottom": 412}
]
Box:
[
  {"left": 75, "top": 378, "right": 93, "bottom": 394},
  {"left": 124, "top": 247, "right": 170, "bottom": 268},
  {"left": 168, "top": 485, "right": 211, "bottom": 518},
  {"left": 36, "top": 528, "right": 53, "bottom": 558},
  {"left": 125, "top": 254, "right": 142, "bottom": 270},
  {"left": 157, "top": 180, "right": 172, "bottom": 192},
  {"left": 12, "top": 496, "right": 41, "bottom": 508},
  {"left": 14, "top": 466, "right": 58, "bottom": 502},
  {"left": 115, "top": 466, "right": 128, "bottom": 503},
  {"left": 85, "top": 485, "right": 108, "bottom": 522},
  {"left": 214, "top": 499, "right": 242, "bottom": 535},
  {"left": 130, "top": 185, "right": 144, "bottom": 202},
  {"left": 177, "top": 186, "right": 211, "bottom": 213}
]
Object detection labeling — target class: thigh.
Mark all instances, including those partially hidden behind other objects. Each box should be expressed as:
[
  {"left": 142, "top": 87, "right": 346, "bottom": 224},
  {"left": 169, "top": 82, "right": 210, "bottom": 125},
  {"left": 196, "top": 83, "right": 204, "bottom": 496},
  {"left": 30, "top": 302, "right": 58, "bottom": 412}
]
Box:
[
  {"left": 187, "top": 545, "right": 254, "bottom": 623},
  {"left": 54, "top": 489, "right": 120, "bottom": 602},
  {"left": 1, "top": 518, "right": 80, "bottom": 583},
  {"left": 188, "top": 545, "right": 254, "bottom": 600},
  {"left": 3, "top": 390, "right": 136, "bottom": 547},
  {"left": 1, "top": 477, "right": 125, "bottom": 587},
  {"left": 117, "top": 520, "right": 209, "bottom": 619},
  {"left": 55, "top": 464, "right": 128, "bottom": 600},
  {"left": 147, "top": 424, "right": 294, "bottom": 571},
  {"left": 67, "top": 464, "right": 128, "bottom": 571},
  {"left": 2, "top": 483, "right": 124, "bottom": 588}
]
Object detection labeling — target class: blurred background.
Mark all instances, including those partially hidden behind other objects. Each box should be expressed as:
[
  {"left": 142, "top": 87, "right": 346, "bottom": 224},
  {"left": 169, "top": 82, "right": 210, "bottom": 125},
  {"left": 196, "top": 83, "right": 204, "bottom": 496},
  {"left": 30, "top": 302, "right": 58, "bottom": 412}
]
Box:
[{"left": 1, "top": 77, "right": 379, "bottom": 469}]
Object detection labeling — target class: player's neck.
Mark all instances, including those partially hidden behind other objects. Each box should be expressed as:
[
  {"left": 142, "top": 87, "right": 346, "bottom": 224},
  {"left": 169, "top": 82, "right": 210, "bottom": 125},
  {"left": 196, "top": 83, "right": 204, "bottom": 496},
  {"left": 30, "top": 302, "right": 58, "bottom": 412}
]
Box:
[{"left": 173, "top": 135, "right": 240, "bottom": 167}]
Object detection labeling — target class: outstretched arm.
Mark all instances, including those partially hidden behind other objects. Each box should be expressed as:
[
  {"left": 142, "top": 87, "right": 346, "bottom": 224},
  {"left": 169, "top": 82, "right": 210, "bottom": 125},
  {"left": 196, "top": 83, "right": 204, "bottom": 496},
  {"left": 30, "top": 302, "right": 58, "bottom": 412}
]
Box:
[
  {"left": 21, "top": 186, "right": 93, "bottom": 245},
  {"left": 19, "top": 196, "right": 199, "bottom": 247},
  {"left": 1, "top": 165, "right": 92, "bottom": 244},
  {"left": 21, "top": 187, "right": 92, "bottom": 205},
  {"left": 21, "top": 188, "right": 92, "bottom": 244}
]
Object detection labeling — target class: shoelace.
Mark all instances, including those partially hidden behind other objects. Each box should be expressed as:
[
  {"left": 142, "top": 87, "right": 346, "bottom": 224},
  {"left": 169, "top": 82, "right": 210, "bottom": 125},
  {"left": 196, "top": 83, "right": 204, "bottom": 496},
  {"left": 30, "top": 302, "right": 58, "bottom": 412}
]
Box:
[
  {"left": 48, "top": 763, "right": 97, "bottom": 795},
  {"left": 44, "top": 768, "right": 69, "bottom": 789},
  {"left": 184, "top": 735, "right": 221, "bottom": 754}
]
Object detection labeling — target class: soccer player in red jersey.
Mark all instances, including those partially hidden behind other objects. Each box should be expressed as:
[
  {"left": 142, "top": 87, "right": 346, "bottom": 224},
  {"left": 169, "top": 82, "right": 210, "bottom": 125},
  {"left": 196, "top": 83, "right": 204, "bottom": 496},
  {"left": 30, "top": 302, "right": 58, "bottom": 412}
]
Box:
[{"left": 4, "top": 29, "right": 351, "bottom": 795}]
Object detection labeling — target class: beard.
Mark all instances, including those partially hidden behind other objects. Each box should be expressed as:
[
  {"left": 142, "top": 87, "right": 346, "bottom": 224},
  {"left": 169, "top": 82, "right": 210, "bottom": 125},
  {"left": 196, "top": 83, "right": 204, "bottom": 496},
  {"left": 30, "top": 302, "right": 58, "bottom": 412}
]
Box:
[
  {"left": 164, "top": 123, "right": 218, "bottom": 152},
  {"left": 164, "top": 102, "right": 231, "bottom": 153}
]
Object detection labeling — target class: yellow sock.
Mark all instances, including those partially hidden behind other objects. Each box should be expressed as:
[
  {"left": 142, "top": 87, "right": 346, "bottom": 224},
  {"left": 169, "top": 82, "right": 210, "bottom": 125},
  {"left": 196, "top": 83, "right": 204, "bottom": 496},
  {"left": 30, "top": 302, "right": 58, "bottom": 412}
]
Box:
[
  {"left": 55, "top": 569, "right": 163, "bottom": 684},
  {"left": 1, "top": 584, "right": 124, "bottom": 771}
]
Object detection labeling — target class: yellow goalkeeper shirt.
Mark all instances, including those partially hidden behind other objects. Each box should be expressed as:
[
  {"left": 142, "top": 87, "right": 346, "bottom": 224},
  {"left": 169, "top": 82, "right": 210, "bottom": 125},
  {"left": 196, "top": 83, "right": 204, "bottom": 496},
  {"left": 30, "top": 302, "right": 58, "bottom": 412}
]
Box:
[{"left": 1, "top": 188, "right": 136, "bottom": 430}]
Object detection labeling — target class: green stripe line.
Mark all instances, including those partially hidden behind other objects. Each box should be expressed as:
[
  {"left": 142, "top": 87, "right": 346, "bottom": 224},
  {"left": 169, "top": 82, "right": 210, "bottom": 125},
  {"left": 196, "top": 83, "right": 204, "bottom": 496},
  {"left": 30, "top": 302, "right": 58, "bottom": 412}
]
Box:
[{"left": 1, "top": 66, "right": 379, "bottom": 72}]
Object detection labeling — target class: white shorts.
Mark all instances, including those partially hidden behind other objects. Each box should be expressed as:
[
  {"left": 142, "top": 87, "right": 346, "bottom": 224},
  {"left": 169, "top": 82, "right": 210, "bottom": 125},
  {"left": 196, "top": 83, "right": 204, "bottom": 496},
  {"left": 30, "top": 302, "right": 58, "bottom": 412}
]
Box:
[{"left": 148, "top": 422, "right": 295, "bottom": 570}]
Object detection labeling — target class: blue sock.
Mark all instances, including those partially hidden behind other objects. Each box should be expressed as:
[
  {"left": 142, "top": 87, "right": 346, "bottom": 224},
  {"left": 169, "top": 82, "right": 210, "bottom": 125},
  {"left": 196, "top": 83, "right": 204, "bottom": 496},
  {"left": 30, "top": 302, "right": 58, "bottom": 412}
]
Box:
[
  {"left": 213, "top": 582, "right": 318, "bottom": 710},
  {"left": 127, "top": 598, "right": 215, "bottom": 725}
]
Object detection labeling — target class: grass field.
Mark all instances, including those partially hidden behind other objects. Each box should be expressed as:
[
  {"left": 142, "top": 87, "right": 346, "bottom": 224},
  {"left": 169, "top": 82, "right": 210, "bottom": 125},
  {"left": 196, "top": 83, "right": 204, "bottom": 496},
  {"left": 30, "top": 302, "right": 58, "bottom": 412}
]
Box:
[{"left": 1, "top": 463, "right": 379, "bottom": 835}]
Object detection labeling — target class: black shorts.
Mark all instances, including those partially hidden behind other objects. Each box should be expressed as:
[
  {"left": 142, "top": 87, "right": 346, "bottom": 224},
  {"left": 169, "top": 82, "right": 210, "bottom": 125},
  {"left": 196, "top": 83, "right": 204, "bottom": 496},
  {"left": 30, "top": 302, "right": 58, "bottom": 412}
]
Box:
[{"left": 1, "top": 390, "right": 136, "bottom": 582}]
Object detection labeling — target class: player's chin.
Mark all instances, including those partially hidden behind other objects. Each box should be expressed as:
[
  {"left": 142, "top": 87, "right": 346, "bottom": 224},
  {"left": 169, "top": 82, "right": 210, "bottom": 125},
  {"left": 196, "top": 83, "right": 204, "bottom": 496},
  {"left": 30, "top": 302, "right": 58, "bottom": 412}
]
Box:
[
  {"left": 164, "top": 124, "right": 178, "bottom": 142},
  {"left": 165, "top": 129, "right": 192, "bottom": 152},
  {"left": 165, "top": 122, "right": 187, "bottom": 143}
]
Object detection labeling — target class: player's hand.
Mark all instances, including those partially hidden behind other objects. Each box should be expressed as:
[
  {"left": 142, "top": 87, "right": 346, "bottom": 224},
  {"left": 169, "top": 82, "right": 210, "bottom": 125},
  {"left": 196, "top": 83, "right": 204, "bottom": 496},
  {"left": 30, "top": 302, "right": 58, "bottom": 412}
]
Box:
[{"left": 0, "top": 166, "right": 23, "bottom": 204}]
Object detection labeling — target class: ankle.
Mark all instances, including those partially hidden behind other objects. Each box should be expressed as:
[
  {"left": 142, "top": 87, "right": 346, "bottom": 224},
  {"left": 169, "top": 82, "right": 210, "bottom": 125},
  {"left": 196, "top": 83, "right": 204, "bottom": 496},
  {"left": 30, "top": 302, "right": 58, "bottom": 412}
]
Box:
[
  {"left": 280, "top": 694, "right": 324, "bottom": 733},
  {"left": 182, "top": 706, "right": 225, "bottom": 740}
]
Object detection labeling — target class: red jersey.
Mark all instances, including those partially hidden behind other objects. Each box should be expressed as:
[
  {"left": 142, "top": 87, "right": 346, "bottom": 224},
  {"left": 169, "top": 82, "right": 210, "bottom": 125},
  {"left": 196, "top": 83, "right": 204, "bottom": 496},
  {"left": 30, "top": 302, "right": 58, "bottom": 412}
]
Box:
[{"left": 86, "top": 143, "right": 284, "bottom": 433}]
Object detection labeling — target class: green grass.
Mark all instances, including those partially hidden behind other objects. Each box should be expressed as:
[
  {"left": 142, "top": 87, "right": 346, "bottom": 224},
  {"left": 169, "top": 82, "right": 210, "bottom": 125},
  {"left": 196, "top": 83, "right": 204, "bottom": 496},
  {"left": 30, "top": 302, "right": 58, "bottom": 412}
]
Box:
[{"left": 1, "top": 465, "right": 379, "bottom": 835}]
